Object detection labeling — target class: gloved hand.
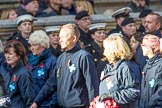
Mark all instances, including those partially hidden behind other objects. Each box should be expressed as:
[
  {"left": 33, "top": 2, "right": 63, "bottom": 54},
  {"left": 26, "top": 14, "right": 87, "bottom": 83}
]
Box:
[{"left": 98, "top": 93, "right": 112, "bottom": 102}]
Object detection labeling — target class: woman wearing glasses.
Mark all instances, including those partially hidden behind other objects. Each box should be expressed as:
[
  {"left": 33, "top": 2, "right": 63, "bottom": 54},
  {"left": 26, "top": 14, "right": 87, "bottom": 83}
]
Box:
[{"left": 139, "top": 34, "right": 162, "bottom": 108}]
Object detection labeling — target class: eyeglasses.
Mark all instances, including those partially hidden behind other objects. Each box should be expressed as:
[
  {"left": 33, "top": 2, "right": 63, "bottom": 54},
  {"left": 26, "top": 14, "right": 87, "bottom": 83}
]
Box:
[
  {"left": 143, "top": 37, "right": 159, "bottom": 40},
  {"left": 140, "top": 44, "right": 148, "bottom": 47},
  {"left": 80, "top": 17, "right": 92, "bottom": 21}
]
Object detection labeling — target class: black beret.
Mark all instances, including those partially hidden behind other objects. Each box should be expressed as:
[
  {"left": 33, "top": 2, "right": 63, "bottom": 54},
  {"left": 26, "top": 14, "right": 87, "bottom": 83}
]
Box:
[
  {"left": 121, "top": 18, "right": 135, "bottom": 26},
  {"left": 23, "top": 0, "right": 38, "bottom": 6},
  {"left": 75, "top": 11, "right": 89, "bottom": 20},
  {"left": 139, "top": 9, "right": 153, "bottom": 18}
]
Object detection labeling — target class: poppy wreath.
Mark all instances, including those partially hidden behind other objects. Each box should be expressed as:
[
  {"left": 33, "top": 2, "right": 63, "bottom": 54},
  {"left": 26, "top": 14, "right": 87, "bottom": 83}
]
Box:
[{"left": 89, "top": 96, "right": 118, "bottom": 108}]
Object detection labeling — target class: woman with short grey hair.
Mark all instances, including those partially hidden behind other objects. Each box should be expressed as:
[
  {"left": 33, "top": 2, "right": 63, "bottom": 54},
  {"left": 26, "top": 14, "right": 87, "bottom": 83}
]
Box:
[
  {"left": 27, "top": 30, "right": 58, "bottom": 107},
  {"left": 28, "top": 30, "right": 50, "bottom": 49}
]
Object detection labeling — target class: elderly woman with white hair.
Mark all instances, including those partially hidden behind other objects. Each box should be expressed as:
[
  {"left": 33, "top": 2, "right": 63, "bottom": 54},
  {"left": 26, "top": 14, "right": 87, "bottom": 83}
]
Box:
[{"left": 27, "top": 30, "right": 58, "bottom": 108}]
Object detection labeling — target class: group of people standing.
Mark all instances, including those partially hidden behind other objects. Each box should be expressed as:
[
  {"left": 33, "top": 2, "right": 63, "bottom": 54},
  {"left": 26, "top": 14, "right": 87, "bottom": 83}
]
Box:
[{"left": 0, "top": 4, "right": 162, "bottom": 108}]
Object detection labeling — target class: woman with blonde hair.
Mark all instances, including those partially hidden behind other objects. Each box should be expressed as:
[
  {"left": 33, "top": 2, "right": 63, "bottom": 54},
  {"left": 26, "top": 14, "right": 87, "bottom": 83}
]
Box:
[
  {"left": 74, "top": 0, "right": 95, "bottom": 15},
  {"left": 98, "top": 35, "right": 140, "bottom": 108},
  {"left": 0, "top": 9, "right": 17, "bottom": 20},
  {"left": 160, "top": 38, "right": 162, "bottom": 53}
]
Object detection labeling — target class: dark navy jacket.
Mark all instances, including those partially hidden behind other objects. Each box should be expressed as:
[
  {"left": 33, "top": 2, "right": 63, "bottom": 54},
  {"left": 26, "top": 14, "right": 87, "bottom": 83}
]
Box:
[
  {"left": 0, "top": 60, "right": 34, "bottom": 108},
  {"left": 84, "top": 41, "right": 104, "bottom": 66},
  {"left": 151, "top": 30, "right": 162, "bottom": 38},
  {"left": 143, "top": 30, "right": 162, "bottom": 38},
  {"left": 0, "top": 52, "right": 6, "bottom": 97},
  {"left": 135, "top": 45, "right": 147, "bottom": 71},
  {"left": 0, "top": 52, "right": 4, "bottom": 64},
  {"left": 138, "top": 24, "right": 145, "bottom": 33},
  {"left": 27, "top": 49, "right": 57, "bottom": 107},
  {"left": 49, "top": 45, "right": 62, "bottom": 57},
  {"left": 78, "top": 27, "right": 93, "bottom": 47},
  {"left": 139, "top": 54, "right": 162, "bottom": 108},
  {"left": 107, "top": 25, "right": 123, "bottom": 36},
  {"left": 9, "top": 32, "right": 32, "bottom": 55},
  {"left": 34, "top": 43, "right": 99, "bottom": 107},
  {"left": 100, "top": 60, "right": 140, "bottom": 108}
]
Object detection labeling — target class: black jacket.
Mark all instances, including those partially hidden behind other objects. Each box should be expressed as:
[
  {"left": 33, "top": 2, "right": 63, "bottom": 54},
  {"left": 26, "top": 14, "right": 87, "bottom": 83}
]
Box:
[
  {"left": 0, "top": 60, "right": 34, "bottom": 108},
  {"left": 9, "top": 32, "right": 31, "bottom": 55},
  {"left": 139, "top": 54, "right": 162, "bottom": 108},
  {"left": 100, "top": 60, "right": 140, "bottom": 108},
  {"left": 34, "top": 43, "right": 99, "bottom": 107},
  {"left": 84, "top": 41, "right": 104, "bottom": 66}
]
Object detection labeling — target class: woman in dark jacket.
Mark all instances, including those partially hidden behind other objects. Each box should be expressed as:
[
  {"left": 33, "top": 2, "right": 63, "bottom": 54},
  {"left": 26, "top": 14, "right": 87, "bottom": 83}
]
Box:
[
  {"left": 139, "top": 34, "right": 162, "bottom": 108},
  {"left": 130, "top": 32, "right": 147, "bottom": 71},
  {"left": 27, "top": 30, "right": 58, "bottom": 108},
  {"left": 0, "top": 40, "right": 34, "bottom": 108},
  {"left": 44, "top": 26, "right": 62, "bottom": 57},
  {"left": 98, "top": 35, "right": 140, "bottom": 108}
]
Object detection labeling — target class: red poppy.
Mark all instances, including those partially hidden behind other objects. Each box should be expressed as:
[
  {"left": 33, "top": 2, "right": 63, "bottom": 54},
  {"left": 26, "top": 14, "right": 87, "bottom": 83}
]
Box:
[
  {"left": 89, "top": 96, "right": 118, "bottom": 108},
  {"left": 39, "top": 62, "right": 44, "bottom": 68},
  {"left": 13, "top": 75, "right": 16, "bottom": 82}
]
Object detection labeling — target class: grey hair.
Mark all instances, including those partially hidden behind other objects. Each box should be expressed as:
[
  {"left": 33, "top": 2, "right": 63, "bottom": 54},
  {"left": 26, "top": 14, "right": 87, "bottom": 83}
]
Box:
[{"left": 29, "top": 30, "right": 50, "bottom": 48}]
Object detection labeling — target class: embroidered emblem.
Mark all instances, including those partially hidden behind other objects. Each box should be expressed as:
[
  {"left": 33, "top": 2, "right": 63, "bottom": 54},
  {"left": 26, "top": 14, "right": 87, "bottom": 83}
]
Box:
[
  {"left": 69, "top": 64, "right": 76, "bottom": 73},
  {"left": 9, "top": 82, "right": 16, "bottom": 92},
  {"left": 149, "top": 79, "right": 155, "bottom": 88},
  {"left": 106, "top": 81, "right": 113, "bottom": 89},
  {"left": 37, "top": 69, "right": 45, "bottom": 77},
  {"left": 106, "top": 77, "right": 113, "bottom": 89}
]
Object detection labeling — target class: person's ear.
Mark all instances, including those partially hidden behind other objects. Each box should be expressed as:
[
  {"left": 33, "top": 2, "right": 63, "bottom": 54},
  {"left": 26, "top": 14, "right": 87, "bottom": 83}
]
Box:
[
  {"left": 91, "top": 33, "right": 95, "bottom": 39},
  {"left": 18, "top": 26, "right": 21, "bottom": 31},
  {"left": 156, "top": 22, "right": 161, "bottom": 30},
  {"left": 72, "top": 35, "right": 77, "bottom": 42}
]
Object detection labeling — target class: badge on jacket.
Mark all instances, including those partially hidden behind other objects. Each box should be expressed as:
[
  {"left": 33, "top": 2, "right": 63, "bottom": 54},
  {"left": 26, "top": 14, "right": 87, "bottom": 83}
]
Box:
[
  {"left": 9, "top": 75, "right": 17, "bottom": 92},
  {"left": 37, "top": 63, "right": 45, "bottom": 77},
  {"left": 9, "top": 82, "right": 16, "bottom": 92},
  {"left": 37, "top": 69, "right": 45, "bottom": 76},
  {"left": 106, "top": 77, "right": 113, "bottom": 89},
  {"left": 149, "top": 79, "right": 155, "bottom": 88},
  {"left": 69, "top": 64, "right": 76, "bottom": 73},
  {"left": 67, "top": 59, "right": 76, "bottom": 73}
]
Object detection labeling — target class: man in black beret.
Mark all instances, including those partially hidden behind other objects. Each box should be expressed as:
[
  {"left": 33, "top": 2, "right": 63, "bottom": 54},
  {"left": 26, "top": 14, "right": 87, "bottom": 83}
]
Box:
[
  {"left": 138, "top": 9, "right": 153, "bottom": 33},
  {"left": 16, "top": 0, "right": 47, "bottom": 17},
  {"left": 75, "top": 11, "right": 93, "bottom": 47},
  {"left": 107, "top": 7, "right": 132, "bottom": 36},
  {"left": 121, "top": 17, "right": 137, "bottom": 44}
]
